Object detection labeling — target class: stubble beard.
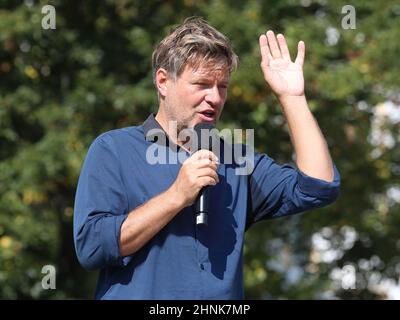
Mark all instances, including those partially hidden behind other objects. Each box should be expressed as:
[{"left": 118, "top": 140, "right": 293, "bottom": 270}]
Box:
[{"left": 165, "top": 105, "right": 195, "bottom": 134}]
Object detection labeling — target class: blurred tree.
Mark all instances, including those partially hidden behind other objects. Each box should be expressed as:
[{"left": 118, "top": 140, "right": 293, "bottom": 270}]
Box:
[{"left": 0, "top": 0, "right": 399, "bottom": 299}]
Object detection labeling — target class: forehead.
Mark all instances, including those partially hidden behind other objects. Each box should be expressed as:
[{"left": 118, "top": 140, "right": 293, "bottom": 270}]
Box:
[{"left": 181, "top": 62, "right": 230, "bottom": 81}]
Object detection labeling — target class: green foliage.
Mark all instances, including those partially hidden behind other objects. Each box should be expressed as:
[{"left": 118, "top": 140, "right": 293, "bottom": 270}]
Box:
[{"left": 1, "top": 0, "right": 399, "bottom": 299}]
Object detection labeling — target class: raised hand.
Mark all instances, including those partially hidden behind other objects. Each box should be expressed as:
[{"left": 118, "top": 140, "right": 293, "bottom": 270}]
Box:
[{"left": 259, "top": 30, "right": 305, "bottom": 98}]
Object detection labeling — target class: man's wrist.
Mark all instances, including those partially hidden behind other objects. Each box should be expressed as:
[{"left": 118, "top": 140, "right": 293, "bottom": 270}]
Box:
[
  {"left": 277, "top": 94, "right": 307, "bottom": 108},
  {"left": 165, "top": 184, "right": 187, "bottom": 212},
  {"left": 277, "top": 95, "right": 308, "bottom": 110}
]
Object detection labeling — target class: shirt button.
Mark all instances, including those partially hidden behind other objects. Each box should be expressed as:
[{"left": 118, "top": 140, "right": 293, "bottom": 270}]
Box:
[{"left": 199, "top": 263, "right": 204, "bottom": 270}]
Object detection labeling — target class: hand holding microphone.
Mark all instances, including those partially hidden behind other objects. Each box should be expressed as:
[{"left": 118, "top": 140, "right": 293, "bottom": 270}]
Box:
[
  {"left": 169, "top": 123, "right": 219, "bottom": 226},
  {"left": 170, "top": 149, "right": 219, "bottom": 208}
]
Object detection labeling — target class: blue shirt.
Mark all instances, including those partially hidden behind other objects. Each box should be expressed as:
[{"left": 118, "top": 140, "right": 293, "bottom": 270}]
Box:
[{"left": 73, "top": 114, "right": 340, "bottom": 299}]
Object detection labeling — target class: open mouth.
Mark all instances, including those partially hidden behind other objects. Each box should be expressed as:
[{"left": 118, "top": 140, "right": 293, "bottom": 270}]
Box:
[{"left": 198, "top": 110, "right": 216, "bottom": 121}]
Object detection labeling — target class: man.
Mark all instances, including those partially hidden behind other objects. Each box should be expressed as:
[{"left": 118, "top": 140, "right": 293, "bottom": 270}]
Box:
[{"left": 73, "top": 17, "right": 340, "bottom": 299}]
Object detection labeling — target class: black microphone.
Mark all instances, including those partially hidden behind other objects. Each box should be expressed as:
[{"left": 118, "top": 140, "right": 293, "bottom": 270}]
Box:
[{"left": 192, "top": 123, "right": 216, "bottom": 226}]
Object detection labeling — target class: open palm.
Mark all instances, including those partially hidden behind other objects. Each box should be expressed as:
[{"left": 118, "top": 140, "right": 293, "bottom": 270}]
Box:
[{"left": 259, "top": 31, "right": 305, "bottom": 97}]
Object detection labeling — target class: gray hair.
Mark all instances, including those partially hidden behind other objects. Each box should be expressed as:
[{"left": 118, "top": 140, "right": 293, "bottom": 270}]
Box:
[{"left": 152, "top": 16, "right": 239, "bottom": 88}]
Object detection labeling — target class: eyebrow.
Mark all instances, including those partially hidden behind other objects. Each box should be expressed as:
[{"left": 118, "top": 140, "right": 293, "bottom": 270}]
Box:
[
  {"left": 191, "top": 76, "right": 229, "bottom": 84},
  {"left": 191, "top": 75, "right": 212, "bottom": 81}
]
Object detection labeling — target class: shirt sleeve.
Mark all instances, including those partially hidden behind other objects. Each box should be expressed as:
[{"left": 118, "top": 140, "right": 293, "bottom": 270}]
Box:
[
  {"left": 247, "top": 152, "right": 341, "bottom": 228},
  {"left": 73, "top": 134, "right": 132, "bottom": 271}
]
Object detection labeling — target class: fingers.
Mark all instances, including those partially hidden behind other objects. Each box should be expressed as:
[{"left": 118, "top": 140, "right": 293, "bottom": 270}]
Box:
[
  {"left": 266, "top": 30, "right": 281, "bottom": 59},
  {"left": 294, "top": 40, "right": 305, "bottom": 67},
  {"left": 196, "top": 167, "right": 219, "bottom": 185},
  {"left": 197, "top": 158, "right": 218, "bottom": 171},
  {"left": 261, "top": 31, "right": 304, "bottom": 65},
  {"left": 259, "top": 34, "right": 272, "bottom": 66},
  {"left": 276, "top": 33, "right": 291, "bottom": 61},
  {"left": 198, "top": 176, "right": 218, "bottom": 187},
  {"left": 190, "top": 149, "right": 219, "bottom": 163},
  {"left": 183, "top": 150, "right": 219, "bottom": 185}
]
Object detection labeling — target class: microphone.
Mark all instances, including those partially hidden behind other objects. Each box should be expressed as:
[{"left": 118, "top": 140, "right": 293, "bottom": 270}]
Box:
[{"left": 192, "top": 123, "right": 216, "bottom": 226}]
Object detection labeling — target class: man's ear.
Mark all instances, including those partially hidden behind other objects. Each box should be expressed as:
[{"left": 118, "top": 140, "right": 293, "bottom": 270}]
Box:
[{"left": 155, "top": 68, "right": 170, "bottom": 97}]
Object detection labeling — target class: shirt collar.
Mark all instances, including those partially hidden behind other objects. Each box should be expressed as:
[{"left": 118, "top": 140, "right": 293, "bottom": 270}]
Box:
[{"left": 142, "top": 113, "right": 166, "bottom": 143}]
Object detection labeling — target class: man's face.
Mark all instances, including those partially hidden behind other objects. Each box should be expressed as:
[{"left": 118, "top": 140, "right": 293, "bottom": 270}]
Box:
[{"left": 163, "top": 63, "right": 230, "bottom": 130}]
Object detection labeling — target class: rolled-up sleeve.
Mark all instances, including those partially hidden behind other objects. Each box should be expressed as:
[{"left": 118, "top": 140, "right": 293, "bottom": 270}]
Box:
[
  {"left": 73, "top": 134, "right": 131, "bottom": 271},
  {"left": 248, "top": 152, "right": 340, "bottom": 225}
]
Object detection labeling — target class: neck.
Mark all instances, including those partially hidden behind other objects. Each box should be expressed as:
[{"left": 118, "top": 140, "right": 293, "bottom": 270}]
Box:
[
  {"left": 155, "top": 107, "right": 190, "bottom": 151},
  {"left": 154, "top": 107, "right": 169, "bottom": 135}
]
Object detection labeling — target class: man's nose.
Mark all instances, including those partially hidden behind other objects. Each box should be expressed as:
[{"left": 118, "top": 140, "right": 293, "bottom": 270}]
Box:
[{"left": 205, "top": 85, "right": 223, "bottom": 106}]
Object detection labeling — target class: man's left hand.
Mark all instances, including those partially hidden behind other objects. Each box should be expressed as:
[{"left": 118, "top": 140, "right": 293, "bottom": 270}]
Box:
[{"left": 259, "top": 30, "right": 305, "bottom": 98}]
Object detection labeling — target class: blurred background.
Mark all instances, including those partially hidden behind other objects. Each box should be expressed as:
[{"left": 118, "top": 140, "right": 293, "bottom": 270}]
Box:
[{"left": 1, "top": 0, "right": 400, "bottom": 299}]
